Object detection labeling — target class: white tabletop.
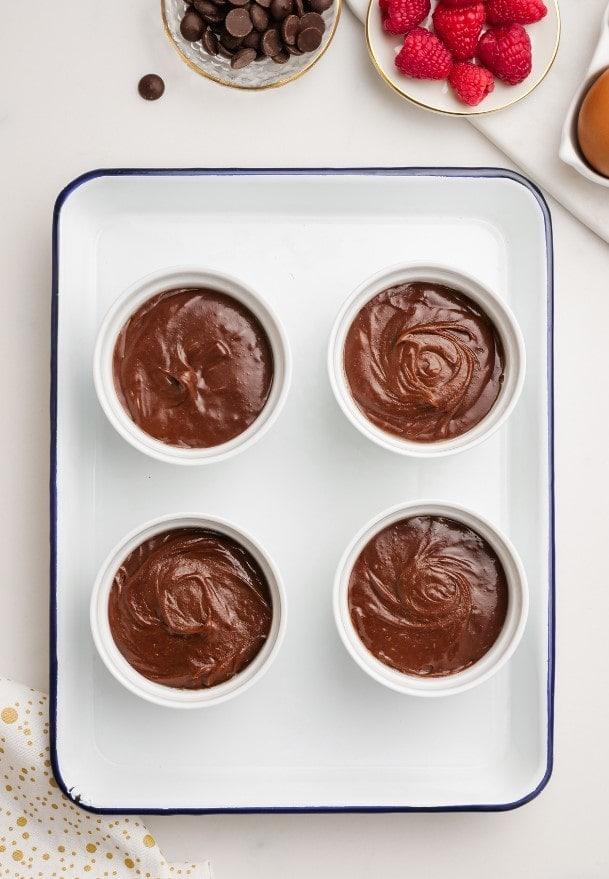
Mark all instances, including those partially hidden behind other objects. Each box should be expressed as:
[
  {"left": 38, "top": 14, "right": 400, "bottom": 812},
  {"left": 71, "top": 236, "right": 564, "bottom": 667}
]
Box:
[{"left": 1, "top": 2, "right": 608, "bottom": 877}]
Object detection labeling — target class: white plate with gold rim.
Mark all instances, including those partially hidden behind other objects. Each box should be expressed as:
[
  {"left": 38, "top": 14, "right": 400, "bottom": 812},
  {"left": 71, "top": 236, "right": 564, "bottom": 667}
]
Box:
[{"left": 349, "top": 0, "right": 560, "bottom": 116}]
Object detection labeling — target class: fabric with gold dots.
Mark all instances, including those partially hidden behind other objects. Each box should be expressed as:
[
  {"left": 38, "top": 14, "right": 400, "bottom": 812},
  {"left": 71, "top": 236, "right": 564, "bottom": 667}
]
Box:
[{"left": 0, "top": 678, "right": 211, "bottom": 879}]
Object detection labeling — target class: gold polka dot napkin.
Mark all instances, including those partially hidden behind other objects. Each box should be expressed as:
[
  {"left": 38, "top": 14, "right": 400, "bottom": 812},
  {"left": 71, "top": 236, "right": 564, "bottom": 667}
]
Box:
[{"left": 0, "top": 678, "right": 211, "bottom": 879}]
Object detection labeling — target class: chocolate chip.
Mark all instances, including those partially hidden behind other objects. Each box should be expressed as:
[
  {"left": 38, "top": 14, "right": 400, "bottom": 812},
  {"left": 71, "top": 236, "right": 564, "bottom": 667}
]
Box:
[
  {"left": 261, "top": 27, "right": 282, "bottom": 56},
  {"left": 297, "top": 25, "right": 322, "bottom": 51},
  {"left": 221, "top": 30, "right": 243, "bottom": 49},
  {"left": 231, "top": 46, "right": 258, "bottom": 68},
  {"left": 180, "top": 9, "right": 205, "bottom": 40},
  {"left": 138, "top": 74, "right": 165, "bottom": 101},
  {"left": 270, "top": 0, "right": 292, "bottom": 19},
  {"left": 195, "top": 0, "right": 223, "bottom": 20},
  {"left": 250, "top": 4, "right": 270, "bottom": 31},
  {"left": 281, "top": 14, "right": 299, "bottom": 44},
  {"left": 202, "top": 26, "right": 220, "bottom": 54},
  {"left": 243, "top": 29, "right": 261, "bottom": 47},
  {"left": 299, "top": 12, "right": 325, "bottom": 32},
  {"left": 225, "top": 7, "right": 253, "bottom": 36},
  {"left": 190, "top": 0, "right": 333, "bottom": 68}
]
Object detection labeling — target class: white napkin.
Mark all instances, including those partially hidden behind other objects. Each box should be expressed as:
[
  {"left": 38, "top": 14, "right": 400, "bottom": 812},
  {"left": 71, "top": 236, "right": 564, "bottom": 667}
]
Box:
[
  {"left": 471, "top": 0, "right": 609, "bottom": 244},
  {"left": 0, "top": 678, "right": 211, "bottom": 879}
]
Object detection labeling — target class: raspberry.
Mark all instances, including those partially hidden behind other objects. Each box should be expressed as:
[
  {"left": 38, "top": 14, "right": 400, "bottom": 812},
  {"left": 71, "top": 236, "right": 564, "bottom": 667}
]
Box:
[
  {"left": 486, "top": 0, "right": 547, "bottom": 25},
  {"left": 477, "top": 24, "right": 531, "bottom": 84},
  {"left": 395, "top": 26, "right": 453, "bottom": 79},
  {"left": 449, "top": 61, "right": 495, "bottom": 105},
  {"left": 381, "top": 0, "right": 430, "bottom": 35},
  {"left": 433, "top": 2, "right": 486, "bottom": 61},
  {"left": 440, "top": 0, "right": 483, "bottom": 6}
]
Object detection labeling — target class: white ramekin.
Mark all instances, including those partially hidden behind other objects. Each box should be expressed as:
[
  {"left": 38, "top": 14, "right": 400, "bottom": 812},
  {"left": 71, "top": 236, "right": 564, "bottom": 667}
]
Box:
[
  {"left": 328, "top": 262, "right": 526, "bottom": 458},
  {"left": 94, "top": 267, "right": 292, "bottom": 465},
  {"left": 333, "top": 500, "right": 528, "bottom": 698},
  {"left": 90, "top": 513, "right": 287, "bottom": 709}
]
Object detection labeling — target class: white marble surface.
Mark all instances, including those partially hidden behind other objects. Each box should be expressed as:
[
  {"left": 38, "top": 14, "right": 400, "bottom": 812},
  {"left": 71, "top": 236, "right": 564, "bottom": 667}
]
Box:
[{"left": 1, "top": 1, "right": 608, "bottom": 877}]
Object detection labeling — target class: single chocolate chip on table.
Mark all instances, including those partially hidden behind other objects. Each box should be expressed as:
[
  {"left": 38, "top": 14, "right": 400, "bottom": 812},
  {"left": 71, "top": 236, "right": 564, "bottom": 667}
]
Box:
[
  {"left": 225, "top": 7, "right": 253, "bottom": 36},
  {"left": 180, "top": 9, "right": 205, "bottom": 40},
  {"left": 138, "top": 74, "right": 165, "bottom": 101},
  {"left": 297, "top": 26, "right": 322, "bottom": 52}
]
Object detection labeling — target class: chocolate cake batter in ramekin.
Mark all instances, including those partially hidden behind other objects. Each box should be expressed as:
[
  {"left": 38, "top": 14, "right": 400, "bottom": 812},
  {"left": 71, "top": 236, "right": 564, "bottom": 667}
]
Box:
[
  {"left": 91, "top": 514, "right": 287, "bottom": 708},
  {"left": 94, "top": 268, "right": 291, "bottom": 465},
  {"left": 328, "top": 264, "right": 525, "bottom": 458},
  {"left": 333, "top": 501, "right": 528, "bottom": 697},
  {"left": 108, "top": 528, "right": 273, "bottom": 689},
  {"left": 343, "top": 282, "right": 504, "bottom": 443}
]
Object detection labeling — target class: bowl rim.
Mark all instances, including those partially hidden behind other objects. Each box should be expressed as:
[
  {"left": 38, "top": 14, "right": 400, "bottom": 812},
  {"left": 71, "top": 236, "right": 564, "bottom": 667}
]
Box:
[
  {"left": 364, "top": 0, "right": 561, "bottom": 118},
  {"left": 327, "top": 260, "right": 526, "bottom": 458},
  {"left": 333, "top": 499, "right": 529, "bottom": 697},
  {"left": 90, "top": 512, "right": 288, "bottom": 708},
  {"left": 93, "top": 265, "right": 292, "bottom": 465},
  {"left": 160, "top": 0, "right": 343, "bottom": 92}
]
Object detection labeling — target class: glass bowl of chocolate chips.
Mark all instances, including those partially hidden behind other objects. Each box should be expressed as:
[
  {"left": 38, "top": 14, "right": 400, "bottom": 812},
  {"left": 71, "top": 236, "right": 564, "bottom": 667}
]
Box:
[{"left": 162, "top": 0, "right": 340, "bottom": 89}]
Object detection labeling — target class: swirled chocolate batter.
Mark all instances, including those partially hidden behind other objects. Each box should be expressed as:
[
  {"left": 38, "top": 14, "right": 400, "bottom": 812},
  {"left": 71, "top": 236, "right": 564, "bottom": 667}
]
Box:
[
  {"left": 113, "top": 288, "right": 273, "bottom": 448},
  {"left": 343, "top": 282, "right": 505, "bottom": 442},
  {"left": 349, "top": 516, "right": 508, "bottom": 677},
  {"left": 108, "top": 528, "right": 272, "bottom": 688}
]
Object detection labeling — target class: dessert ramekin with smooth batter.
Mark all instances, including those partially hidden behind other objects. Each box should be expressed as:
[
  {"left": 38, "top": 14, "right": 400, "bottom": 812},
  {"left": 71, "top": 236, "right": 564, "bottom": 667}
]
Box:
[
  {"left": 90, "top": 513, "right": 287, "bottom": 709},
  {"left": 94, "top": 267, "right": 291, "bottom": 465},
  {"left": 333, "top": 500, "right": 528, "bottom": 698},
  {"left": 328, "top": 262, "right": 526, "bottom": 458}
]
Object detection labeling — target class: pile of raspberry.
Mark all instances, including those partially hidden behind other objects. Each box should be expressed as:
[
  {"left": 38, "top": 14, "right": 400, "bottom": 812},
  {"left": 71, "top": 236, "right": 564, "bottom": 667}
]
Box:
[{"left": 379, "top": 0, "right": 547, "bottom": 106}]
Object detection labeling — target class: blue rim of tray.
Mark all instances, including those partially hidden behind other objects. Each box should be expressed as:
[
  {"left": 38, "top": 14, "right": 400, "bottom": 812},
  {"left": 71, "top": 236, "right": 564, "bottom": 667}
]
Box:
[{"left": 50, "top": 166, "right": 555, "bottom": 815}]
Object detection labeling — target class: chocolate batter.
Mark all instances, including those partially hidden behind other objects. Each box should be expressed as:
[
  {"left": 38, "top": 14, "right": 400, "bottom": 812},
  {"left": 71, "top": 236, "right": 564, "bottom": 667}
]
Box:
[
  {"left": 113, "top": 288, "right": 274, "bottom": 448},
  {"left": 108, "top": 528, "right": 273, "bottom": 689},
  {"left": 343, "top": 282, "right": 505, "bottom": 443},
  {"left": 349, "top": 516, "right": 508, "bottom": 677}
]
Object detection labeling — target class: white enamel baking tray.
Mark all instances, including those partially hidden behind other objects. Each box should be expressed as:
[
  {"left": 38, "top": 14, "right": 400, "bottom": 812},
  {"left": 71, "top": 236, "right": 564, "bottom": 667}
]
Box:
[{"left": 50, "top": 168, "right": 554, "bottom": 813}]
